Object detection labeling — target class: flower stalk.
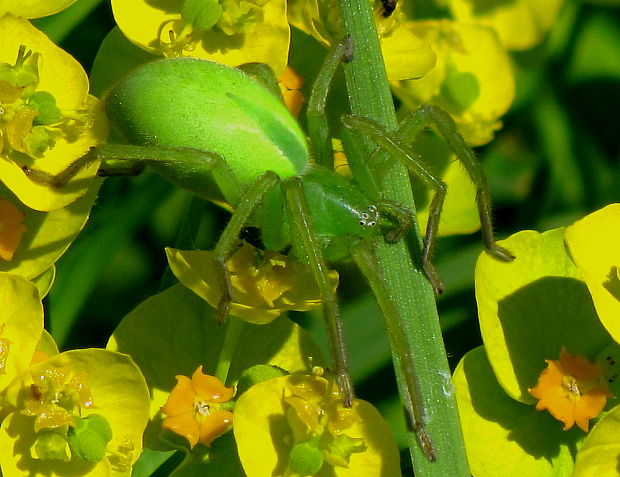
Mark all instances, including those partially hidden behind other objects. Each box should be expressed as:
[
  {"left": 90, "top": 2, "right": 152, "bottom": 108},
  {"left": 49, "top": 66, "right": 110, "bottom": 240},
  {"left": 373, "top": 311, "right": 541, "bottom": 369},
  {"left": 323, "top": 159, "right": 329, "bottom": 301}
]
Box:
[{"left": 336, "top": 0, "right": 469, "bottom": 474}]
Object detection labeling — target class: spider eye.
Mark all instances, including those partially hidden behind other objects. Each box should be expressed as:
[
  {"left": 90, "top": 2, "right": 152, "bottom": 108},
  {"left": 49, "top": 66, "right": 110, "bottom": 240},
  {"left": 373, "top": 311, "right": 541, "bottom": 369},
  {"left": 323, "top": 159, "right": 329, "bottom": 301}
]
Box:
[{"left": 359, "top": 207, "right": 378, "bottom": 227}]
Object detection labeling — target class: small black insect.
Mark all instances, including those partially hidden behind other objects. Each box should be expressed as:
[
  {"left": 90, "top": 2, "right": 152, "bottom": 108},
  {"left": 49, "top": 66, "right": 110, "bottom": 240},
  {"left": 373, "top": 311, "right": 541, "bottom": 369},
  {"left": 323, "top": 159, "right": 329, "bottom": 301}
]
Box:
[{"left": 381, "top": 0, "right": 397, "bottom": 17}]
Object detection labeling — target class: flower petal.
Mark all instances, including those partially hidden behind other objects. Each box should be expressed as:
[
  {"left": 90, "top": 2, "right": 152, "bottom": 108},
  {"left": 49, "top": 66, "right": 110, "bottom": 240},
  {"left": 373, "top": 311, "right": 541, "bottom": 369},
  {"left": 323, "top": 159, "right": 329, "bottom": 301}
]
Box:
[
  {"left": 0, "top": 0, "right": 79, "bottom": 19},
  {"left": 162, "top": 413, "right": 200, "bottom": 448},
  {"left": 234, "top": 375, "right": 401, "bottom": 477},
  {"left": 0, "top": 272, "right": 43, "bottom": 396},
  {"left": 161, "top": 375, "right": 195, "bottom": 417},
  {"left": 198, "top": 409, "right": 233, "bottom": 447},
  {"left": 112, "top": 0, "right": 290, "bottom": 75},
  {"left": 393, "top": 20, "right": 514, "bottom": 146},
  {"left": 0, "top": 16, "right": 107, "bottom": 211},
  {"left": 106, "top": 283, "right": 326, "bottom": 450},
  {"left": 454, "top": 346, "right": 580, "bottom": 476},
  {"left": 191, "top": 366, "right": 234, "bottom": 402},
  {"left": 565, "top": 204, "right": 620, "bottom": 344},
  {"left": 475, "top": 228, "right": 610, "bottom": 403},
  {"left": 449, "top": 0, "right": 565, "bottom": 50}
]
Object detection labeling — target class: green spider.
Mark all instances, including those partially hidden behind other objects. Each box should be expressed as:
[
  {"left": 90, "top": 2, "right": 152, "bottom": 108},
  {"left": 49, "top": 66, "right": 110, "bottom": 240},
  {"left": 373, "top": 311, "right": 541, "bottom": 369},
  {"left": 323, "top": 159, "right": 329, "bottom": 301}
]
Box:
[{"left": 25, "top": 38, "right": 513, "bottom": 461}]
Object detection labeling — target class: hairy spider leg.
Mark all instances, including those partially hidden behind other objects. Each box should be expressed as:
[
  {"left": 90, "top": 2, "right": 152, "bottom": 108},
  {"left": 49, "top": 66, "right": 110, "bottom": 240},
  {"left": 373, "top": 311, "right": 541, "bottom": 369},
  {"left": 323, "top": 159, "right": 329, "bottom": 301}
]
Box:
[
  {"left": 350, "top": 239, "right": 436, "bottom": 462},
  {"left": 342, "top": 113, "right": 514, "bottom": 294},
  {"left": 197, "top": 169, "right": 354, "bottom": 407},
  {"left": 304, "top": 40, "right": 435, "bottom": 456},
  {"left": 22, "top": 143, "right": 228, "bottom": 191},
  {"left": 209, "top": 171, "right": 280, "bottom": 321},
  {"left": 307, "top": 37, "right": 353, "bottom": 169},
  {"left": 395, "top": 105, "right": 514, "bottom": 262},
  {"left": 281, "top": 177, "right": 354, "bottom": 406}
]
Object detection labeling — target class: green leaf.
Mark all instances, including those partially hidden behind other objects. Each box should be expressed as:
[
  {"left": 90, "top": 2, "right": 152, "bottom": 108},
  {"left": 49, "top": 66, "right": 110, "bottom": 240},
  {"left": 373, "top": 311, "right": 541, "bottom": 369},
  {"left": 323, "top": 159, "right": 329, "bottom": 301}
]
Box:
[
  {"left": 170, "top": 433, "right": 245, "bottom": 477},
  {"left": 567, "top": 12, "right": 620, "bottom": 84},
  {"left": 454, "top": 346, "right": 579, "bottom": 477},
  {"left": 574, "top": 403, "right": 620, "bottom": 476},
  {"left": 475, "top": 228, "right": 613, "bottom": 403},
  {"left": 132, "top": 448, "right": 177, "bottom": 477}
]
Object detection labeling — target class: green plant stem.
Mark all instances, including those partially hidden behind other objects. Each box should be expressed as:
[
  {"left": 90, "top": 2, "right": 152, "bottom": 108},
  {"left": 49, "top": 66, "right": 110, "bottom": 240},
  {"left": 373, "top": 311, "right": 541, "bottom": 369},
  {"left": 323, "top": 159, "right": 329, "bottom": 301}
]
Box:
[
  {"left": 214, "top": 316, "right": 244, "bottom": 385},
  {"left": 336, "top": 0, "right": 470, "bottom": 474}
]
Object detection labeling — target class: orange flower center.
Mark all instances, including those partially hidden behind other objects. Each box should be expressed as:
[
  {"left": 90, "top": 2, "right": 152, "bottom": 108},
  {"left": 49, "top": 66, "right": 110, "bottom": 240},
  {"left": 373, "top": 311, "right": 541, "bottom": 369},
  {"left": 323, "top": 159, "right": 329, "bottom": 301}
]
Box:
[
  {"left": 160, "top": 366, "right": 234, "bottom": 448},
  {"left": 529, "top": 347, "right": 613, "bottom": 432}
]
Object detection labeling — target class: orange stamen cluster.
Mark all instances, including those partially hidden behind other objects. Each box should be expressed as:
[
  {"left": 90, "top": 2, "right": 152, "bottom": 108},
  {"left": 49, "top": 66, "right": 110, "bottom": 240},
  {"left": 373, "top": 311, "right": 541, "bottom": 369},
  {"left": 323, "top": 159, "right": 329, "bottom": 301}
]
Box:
[
  {"left": 529, "top": 347, "right": 613, "bottom": 431},
  {"left": 160, "top": 366, "right": 234, "bottom": 448}
]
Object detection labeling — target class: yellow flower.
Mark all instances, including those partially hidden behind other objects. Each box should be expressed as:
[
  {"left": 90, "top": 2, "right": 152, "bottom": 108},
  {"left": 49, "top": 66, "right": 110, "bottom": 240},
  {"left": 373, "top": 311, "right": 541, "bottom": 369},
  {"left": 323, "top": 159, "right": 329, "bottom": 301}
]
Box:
[
  {"left": 288, "top": 0, "right": 436, "bottom": 81},
  {"left": 166, "top": 241, "right": 339, "bottom": 325},
  {"left": 0, "top": 0, "right": 79, "bottom": 19},
  {"left": 160, "top": 366, "right": 234, "bottom": 448},
  {"left": 448, "top": 0, "right": 566, "bottom": 51},
  {"left": 0, "top": 349, "right": 150, "bottom": 475},
  {"left": 22, "top": 365, "right": 94, "bottom": 432},
  {"left": 529, "top": 347, "right": 613, "bottom": 432},
  {"left": 0, "top": 198, "right": 26, "bottom": 260},
  {"left": 565, "top": 203, "right": 620, "bottom": 343},
  {"left": 0, "top": 15, "right": 107, "bottom": 212},
  {"left": 111, "top": 0, "right": 290, "bottom": 75},
  {"left": 0, "top": 272, "right": 43, "bottom": 401},
  {"left": 392, "top": 20, "right": 515, "bottom": 146},
  {"left": 234, "top": 373, "right": 402, "bottom": 476}
]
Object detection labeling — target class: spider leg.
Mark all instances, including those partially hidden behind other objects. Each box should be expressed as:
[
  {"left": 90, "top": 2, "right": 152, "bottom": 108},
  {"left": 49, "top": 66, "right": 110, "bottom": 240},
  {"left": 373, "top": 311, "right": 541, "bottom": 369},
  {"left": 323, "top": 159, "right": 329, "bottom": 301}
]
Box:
[
  {"left": 307, "top": 36, "right": 354, "bottom": 169},
  {"left": 342, "top": 115, "right": 447, "bottom": 294},
  {"left": 343, "top": 111, "right": 515, "bottom": 294},
  {"left": 281, "top": 177, "right": 353, "bottom": 407},
  {"left": 22, "top": 144, "right": 224, "bottom": 187},
  {"left": 395, "top": 105, "right": 515, "bottom": 262},
  {"left": 211, "top": 171, "right": 280, "bottom": 323},
  {"left": 350, "top": 239, "right": 436, "bottom": 462}
]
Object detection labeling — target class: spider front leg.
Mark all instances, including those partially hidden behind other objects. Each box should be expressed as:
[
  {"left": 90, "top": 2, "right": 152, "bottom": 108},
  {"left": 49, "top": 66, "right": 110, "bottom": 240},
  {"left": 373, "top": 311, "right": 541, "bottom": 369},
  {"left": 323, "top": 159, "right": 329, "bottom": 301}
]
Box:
[
  {"left": 395, "top": 105, "right": 515, "bottom": 263},
  {"left": 209, "top": 171, "right": 280, "bottom": 322},
  {"left": 343, "top": 116, "right": 447, "bottom": 293},
  {"left": 22, "top": 143, "right": 227, "bottom": 191},
  {"left": 306, "top": 36, "right": 353, "bottom": 168},
  {"left": 350, "top": 239, "right": 437, "bottom": 461},
  {"left": 343, "top": 113, "right": 514, "bottom": 294},
  {"left": 281, "top": 177, "right": 354, "bottom": 407}
]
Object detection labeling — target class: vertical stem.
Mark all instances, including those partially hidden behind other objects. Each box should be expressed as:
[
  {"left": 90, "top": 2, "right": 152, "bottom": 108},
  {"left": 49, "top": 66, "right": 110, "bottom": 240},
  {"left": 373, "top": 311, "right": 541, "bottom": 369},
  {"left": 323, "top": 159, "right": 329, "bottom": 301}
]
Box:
[
  {"left": 336, "top": 0, "right": 470, "bottom": 475},
  {"left": 214, "top": 316, "right": 244, "bottom": 385}
]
